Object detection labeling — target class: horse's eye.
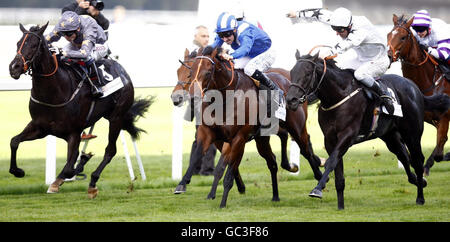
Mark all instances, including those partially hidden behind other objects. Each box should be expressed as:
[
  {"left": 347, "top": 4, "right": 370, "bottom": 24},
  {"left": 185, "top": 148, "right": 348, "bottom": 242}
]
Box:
[{"left": 401, "top": 37, "right": 406, "bottom": 41}]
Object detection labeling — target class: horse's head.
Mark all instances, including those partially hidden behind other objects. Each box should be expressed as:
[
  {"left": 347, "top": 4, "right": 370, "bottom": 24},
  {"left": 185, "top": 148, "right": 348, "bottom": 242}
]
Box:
[
  {"left": 187, "top": 46, "right": 224, "bottom": 99},
  {"left": 9, "top": 22, "right": 49, "bottom": 79},
  {"left": 387, "top": 14, "right": 415, "bottom": 63},
  {"left": 171, "top": 48, "right": 196, "bottom": 106},
  {"left": 286, "top": 50, "right": 322, "bottom": 111}
]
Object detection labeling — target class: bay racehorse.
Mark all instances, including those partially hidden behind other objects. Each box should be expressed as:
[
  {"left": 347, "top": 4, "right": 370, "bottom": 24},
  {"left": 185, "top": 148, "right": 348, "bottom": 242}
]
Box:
[
  {"left": 8, "top": 23, "right": 153, "bottom": 198},
  {"left": 171, "top": 49, "right": 317, "bottom": 198},
  {"left": 181, "top": 46, "right": 324, "bottom": 208},
  {"left": 286, "top": 51, "right": 450, "bottom": 209},
  {"left": 387, "top": 14, "right": 450, "bottom": 176}
]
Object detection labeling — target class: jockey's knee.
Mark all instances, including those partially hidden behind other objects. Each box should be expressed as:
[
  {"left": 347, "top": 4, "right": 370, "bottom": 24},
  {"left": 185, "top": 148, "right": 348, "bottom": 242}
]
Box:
[{"left": 354, "top": 71, "right": 375, "bottom": 87}]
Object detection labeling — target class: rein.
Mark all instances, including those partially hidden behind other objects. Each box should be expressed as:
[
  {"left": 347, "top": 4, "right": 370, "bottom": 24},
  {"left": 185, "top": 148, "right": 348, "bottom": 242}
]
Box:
[
  {"left": 294, "top": 56, "right": 361, "bottom": 111},
  {"left": 388, "top": 25, "right": 442, "bottom": 94},
  {"left": 17, "top": 31, "right": 58, "bottom": 76},
  {"left": 191, "top": 55, "right": 235, "bottom": 96}
]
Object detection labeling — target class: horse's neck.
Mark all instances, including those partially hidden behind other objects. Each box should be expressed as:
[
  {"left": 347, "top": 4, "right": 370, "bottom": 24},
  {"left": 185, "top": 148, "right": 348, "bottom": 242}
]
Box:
[
  {"left": 318, "top": 69, "right": 355, "bottom": 107},
  {"left": 31, "top": 49, "right": 72, "bottom": 100},
  {"left": 401, "top": 36, "right": 436, "bottom": 89}
]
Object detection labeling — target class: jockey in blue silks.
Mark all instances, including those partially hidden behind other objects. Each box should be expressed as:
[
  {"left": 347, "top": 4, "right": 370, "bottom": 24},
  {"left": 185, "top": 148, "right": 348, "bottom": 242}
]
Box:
[{"left": 211, "top": 12, "right": 285, "bottom": 119}]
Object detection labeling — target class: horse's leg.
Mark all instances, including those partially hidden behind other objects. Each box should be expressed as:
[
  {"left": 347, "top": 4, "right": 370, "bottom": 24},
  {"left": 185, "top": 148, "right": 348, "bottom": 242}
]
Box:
[
  {"left": 219, "top": 133, "right": 247, "bottom": 208},
  {"left": 334, "top": 158, "right": 345, "bottom": 210},
  {"left": 310, "top": 129, "right": 354, "bottom": 201},
  {"left": 402, "top": 134, "right": 426, "bottom": 205},
  {"left": 48, "top": 133, "right": 81, "bottom": 193},
  {"left": 87, "top": 120, "right": 121, "bottom": 199},
  {"left": 207, "top": 154, "right": 225, "bottom": 200},
  {"left": 381, "top": 132, "right": 427, "bottom": 188},
  {"left": 278, "top": 129, "right": 296, "bottom": 172},
  {"left": 424, "top": 117, "right": 449, "bottom": 176},
  {"left": 10, "top": 121, "right": 46, "bottom": 178},
  {"left": 286, "top": 112, "right": 322, "bottom": 180},
  {"left": 255, "top": 136, "right": 280, "bottom": 202},
  {"left": 175, "top": 125, "right": 215, "bottom": 194}
]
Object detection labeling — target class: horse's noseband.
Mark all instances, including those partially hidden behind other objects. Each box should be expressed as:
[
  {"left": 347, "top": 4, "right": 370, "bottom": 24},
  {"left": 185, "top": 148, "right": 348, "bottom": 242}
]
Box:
[{"left": 292, "top": 59, "right": 326, "bottom": 103}]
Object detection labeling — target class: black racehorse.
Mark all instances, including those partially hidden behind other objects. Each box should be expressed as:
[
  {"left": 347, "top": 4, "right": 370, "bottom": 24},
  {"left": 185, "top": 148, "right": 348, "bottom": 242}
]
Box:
[
  {"left": 8, "top": 23, "right": 153, "bottom": 198},
  {"left": 286, "top": 51, "right": 450, "bottom": 209}
]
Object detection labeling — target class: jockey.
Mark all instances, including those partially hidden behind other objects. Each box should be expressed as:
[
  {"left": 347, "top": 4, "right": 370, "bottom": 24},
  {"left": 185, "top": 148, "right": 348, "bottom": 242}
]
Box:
[
  {"left": 46, "top": 11, "right": 107, "bottom": 98},
  {"left": 211, "top": 12, "right": 284, "bottom": 119},
  {"left": 288, "top": 7, "right": 394, "bottom": 114},
  {"left": 410, "top": 10, "right": 450, "bottom": 66}
]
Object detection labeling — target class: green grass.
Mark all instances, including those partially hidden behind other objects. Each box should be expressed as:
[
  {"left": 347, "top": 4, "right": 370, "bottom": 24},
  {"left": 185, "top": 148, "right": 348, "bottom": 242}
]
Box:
[{"left": 0, "top": 88, "right": 449, "bottom": 221}]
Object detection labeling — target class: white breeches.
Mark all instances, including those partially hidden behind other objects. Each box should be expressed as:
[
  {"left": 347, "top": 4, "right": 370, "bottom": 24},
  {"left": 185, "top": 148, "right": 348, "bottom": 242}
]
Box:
[
  {"left": 354, "top": 54, "right": 390, "bottom": 87},
  {"left": 233, "top": 48, "right": 276, "bottom": 76}
]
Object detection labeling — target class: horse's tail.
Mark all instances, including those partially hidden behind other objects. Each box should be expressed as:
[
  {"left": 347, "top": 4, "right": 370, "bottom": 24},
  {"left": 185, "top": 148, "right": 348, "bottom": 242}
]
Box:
[
  {"left": 122, "top": 95, "right": 156, "bottom": 140},
  {"left": 423, "top": 93, "right": 450, "bottom": 115}
]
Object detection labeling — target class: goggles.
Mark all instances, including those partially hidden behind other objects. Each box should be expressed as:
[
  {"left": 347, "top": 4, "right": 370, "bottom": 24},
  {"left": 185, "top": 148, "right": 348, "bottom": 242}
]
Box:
[
  {"left": 412, "top": 26, "right": 428, "bottom": 33},
  {"left": 218, "top": 31, "right": 234, "bottom": 39},
  {"left": 61, "top": 30, "right": 77, "bottom": 37},
  {"left": 331, "top": 26, "right": 348, "bottom": 33}
]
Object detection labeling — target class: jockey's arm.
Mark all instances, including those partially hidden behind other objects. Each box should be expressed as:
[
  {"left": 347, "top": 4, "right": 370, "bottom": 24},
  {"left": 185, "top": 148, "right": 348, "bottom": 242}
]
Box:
[
  {"left": 335, "top": 27, "right": 368, "bottom": 53},
  {"left": 230, "top": 34, "right": 254, "bottom": 59},
  {"left": 63, "top": 39, "right": 95, "bottom": 59},
  {"left": 45, "top": 27, "right": 62, "bottom": 44},
  {"left": 288, "top": 8, "right": 332, "bottom": 25},
  {"left": 427, "top": 39, "right": 450, "bottom": 61}
]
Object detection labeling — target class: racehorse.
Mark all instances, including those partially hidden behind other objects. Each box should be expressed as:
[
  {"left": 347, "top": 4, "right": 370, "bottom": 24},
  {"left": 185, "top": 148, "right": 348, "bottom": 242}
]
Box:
[
  {"left": 8, "top": 23, "right": 153, "bottom": 198},
  {"left": 171, "top": 49, "right": 316, "bottom": 198},
  {"left": 387, "top": 14, "right": 450, "bottom": 176},
  {"left": 286, "top": 51, "right": 450, "bottom": 209},
  {"left": 181, "top": 46, "right": 324, "bottom": 208}
]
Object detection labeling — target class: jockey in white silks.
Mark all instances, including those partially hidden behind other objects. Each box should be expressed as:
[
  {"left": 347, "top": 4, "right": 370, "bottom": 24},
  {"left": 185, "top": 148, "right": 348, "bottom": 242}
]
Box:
[
  {"left": 288, "top": 7, "right": 394, "bottom": 114},
  {"left": 410, "top": 10, "right": 450, "bottom": 66},
  {"left": 211, "top": 12, "right": 285, "bottom": 120}
]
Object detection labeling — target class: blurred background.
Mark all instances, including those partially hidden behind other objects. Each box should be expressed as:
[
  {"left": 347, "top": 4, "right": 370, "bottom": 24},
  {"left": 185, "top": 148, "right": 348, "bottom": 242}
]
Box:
[{"left": 1, "top": 0, "right": 449, "bottom": 89}]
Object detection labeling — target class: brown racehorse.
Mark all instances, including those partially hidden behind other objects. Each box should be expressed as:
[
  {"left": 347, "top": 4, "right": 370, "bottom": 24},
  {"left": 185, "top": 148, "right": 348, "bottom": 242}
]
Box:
[
  {"left": 387, "top": 14, "right": 450, "bottom": 176},
  {"left": 179, "top": 46, "right": 323, "bottom": 208},
  {"left": 171, "top": 49, "right": 320, "bottom": 199}
]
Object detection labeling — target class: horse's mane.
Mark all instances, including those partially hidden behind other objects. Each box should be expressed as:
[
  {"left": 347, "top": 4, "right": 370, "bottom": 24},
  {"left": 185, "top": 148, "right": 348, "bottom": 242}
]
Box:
[
  {"left": 202, "top": 45, "right": 218, "bottom": 56},
  {"left": 302, "top": 54, "right": 354, "bottom": 89},
  {"left": 396, "top": 14, "right": 409, "bottom": 26}
]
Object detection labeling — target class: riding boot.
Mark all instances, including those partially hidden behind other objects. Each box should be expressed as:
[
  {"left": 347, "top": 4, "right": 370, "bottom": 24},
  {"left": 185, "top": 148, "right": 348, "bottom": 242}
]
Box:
[
  {"left": 371, "top": 81, "right": 395, "bottom": 114},
  {"left": 88, "top": 62, "right": 104, "bottom": 98},
  {"left": 252, "top": 70, "right": 284, "bottom": 116}
]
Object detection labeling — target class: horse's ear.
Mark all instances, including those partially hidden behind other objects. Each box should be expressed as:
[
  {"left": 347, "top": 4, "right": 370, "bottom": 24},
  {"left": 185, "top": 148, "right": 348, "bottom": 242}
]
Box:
[
  {"left": 392, "top": 14, "right": 398, "bottom": 25},
  {"left": 19, "top": 23, "right": 27, "bottom": 33},
  {"left": 406, "top": 16, "right": 414, "bottom": 28},
  {"left": 184, "top": 48, "right": 190, "bottom": 59},
  {"left": 198, "top": 47, "right": 204, "bottom": 55},
  {"left": 312, "top": 51, "right": 320, "bottom": 61},
  {"left": 37, "top": 22, "right": 49, "bottom": 35},
  {"left": 211, "top": 47, "right": 219, "bottom": 58},
  {"left": 295, "top": 49, "right": 301, "bottom": 60}
]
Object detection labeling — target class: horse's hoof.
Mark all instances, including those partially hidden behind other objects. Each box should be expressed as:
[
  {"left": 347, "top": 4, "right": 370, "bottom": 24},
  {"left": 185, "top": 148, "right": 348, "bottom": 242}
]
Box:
[
  {"left": 47, "top": 184, "right": 60, "bottom": 194},
  {"left": 309, "top": 188, "right": 322, "bottom": 199},
  {"left": 416, "top": 198, "right": 425, "bottom": 205},
  {"left": 174, "top": 184, "right": 186, "bottom": 194},
  {"left": 272, "top": 197, "right": 280, "bottom": 202},
  {"left": 10, "top": 168, "right": 25, "bottom": 178},
  {"left": 423, "top": 167, "right": 430, "bottom": 177},
  {"left": 206, "top": 194, "right": 215, "bottom": 200},
  {"left": 88, "top": 187, "right": 98, "bottom": 199},
  {"left": 290, "top": 163, "right": 299, "bottom": 173},
  {"left": 319, "top": 157, "right": 327, "bottom": 167}
]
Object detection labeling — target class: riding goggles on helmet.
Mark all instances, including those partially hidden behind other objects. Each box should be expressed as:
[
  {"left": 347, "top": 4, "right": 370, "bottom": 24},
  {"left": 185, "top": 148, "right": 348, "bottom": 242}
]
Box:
[
  {"left": 61, "top": 30, "right": 77, "bottom": 36},
  {"left": 218, "top": 30, "right": 234, "bottom": 38},
  {"left": 412, "top": 25, "right": 428, "bottom": 33},
  {"left": 331, "top": 26, "right": 348, "bottom": 33}
]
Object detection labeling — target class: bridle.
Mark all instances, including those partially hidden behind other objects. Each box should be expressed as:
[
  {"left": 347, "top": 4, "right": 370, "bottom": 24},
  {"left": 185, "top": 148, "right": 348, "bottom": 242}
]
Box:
[
  {"left": 16, "top": 31, "right": 58, "bottom": 77},
  {"left": 290, "top": 58, "right": 327, "bottom": 103},
  {"left": 388, "top": 25, "right": 438, "bottom": 67},
  {"left": 189, "top": 55, "right": 235, "bottom": 97}
]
